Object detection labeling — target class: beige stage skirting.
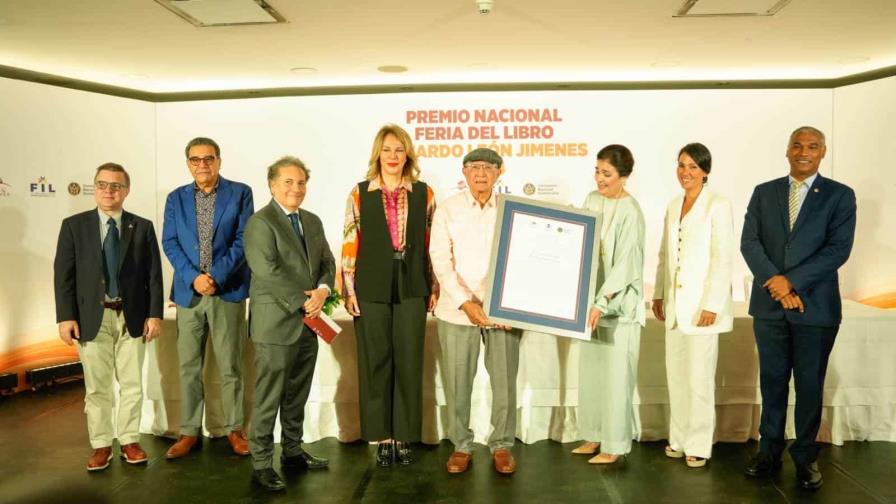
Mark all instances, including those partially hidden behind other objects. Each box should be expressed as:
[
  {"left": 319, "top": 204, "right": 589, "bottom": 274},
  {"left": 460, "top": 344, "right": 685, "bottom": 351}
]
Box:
[{"left": 140, "top": 300, "right": 896, "bottom": 446}]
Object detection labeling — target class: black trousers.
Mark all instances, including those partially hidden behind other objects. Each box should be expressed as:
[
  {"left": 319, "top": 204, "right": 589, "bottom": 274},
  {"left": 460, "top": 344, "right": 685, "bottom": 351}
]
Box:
[
  {"left": 753, "top": 318, "right": 838, "bottom": 465},
  {"left": 354, "top": 258, "right": 427, "bottom": 442}
]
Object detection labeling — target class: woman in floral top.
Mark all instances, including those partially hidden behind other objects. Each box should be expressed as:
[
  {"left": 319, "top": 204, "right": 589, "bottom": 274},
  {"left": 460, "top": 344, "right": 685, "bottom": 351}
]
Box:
[{"left": 342, "top": 124, "right": 437, "bottom": 467}]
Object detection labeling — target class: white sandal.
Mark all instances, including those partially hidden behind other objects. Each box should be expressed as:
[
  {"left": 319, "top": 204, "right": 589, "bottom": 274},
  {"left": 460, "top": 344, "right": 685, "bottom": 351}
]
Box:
[{"left": 664, "top": 445, "right": 684, "bottom": 459}]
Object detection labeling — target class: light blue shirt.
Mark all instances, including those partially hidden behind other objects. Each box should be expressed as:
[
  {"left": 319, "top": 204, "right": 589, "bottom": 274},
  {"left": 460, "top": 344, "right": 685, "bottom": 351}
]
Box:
[
  {"left": 97, "top": 208, "right": 122, "bottom": 246},
  {"left": 788, "top": 172, "right": 818, "bottom": 218}
]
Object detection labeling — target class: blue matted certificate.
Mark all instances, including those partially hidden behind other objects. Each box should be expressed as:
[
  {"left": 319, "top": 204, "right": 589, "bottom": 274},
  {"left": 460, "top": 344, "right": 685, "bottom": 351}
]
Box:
[{"left": 483, "top": 195, "right": 600, "bottom": 340}]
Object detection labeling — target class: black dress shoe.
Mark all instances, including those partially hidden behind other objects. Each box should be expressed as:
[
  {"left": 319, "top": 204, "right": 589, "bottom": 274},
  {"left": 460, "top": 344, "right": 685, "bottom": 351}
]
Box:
[
  {"left": 796, "top": 462, "right": 823, "bottom": 490},
  {"left": 744, "top": 452, "right": 782, "bottom": 477},
  {"left": 281, "top": 450, "right": 329, "bottom": 470},
  {"left": 395, "top": 441, "right": 413, "bottom": 466},
  {"left": 376, "top": 441, "right": 394, "bottom": 467},
  {"left": 252, "top": 468, "right": 286, "bottom": 492}
]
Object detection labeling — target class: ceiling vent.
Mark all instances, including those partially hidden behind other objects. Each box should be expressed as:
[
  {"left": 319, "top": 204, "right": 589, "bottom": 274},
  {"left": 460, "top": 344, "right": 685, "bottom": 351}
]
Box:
[
  {"left": 675, "top": 0, "right": 792, "bottom": 17},
  {"left": 155, "top": 0, "right": 286, "bottom": 27}
]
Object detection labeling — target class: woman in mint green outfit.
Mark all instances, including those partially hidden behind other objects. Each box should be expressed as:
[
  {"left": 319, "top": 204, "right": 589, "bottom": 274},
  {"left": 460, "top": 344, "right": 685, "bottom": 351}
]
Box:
[{"left": 572, "top": 144, "right": 646, "bottom": 464}]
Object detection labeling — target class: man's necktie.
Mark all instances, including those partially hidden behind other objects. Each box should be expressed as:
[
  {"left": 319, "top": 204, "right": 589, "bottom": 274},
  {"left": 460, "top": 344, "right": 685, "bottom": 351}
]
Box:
[
  {"left": 789, "top": 180, "right": 804, "bottom": 231},
  {"left": 103, "top": 218, "right": 120, "bottom": 298},
  {"left": 288, "top": 213, "right": 307, "bottom": 251}
]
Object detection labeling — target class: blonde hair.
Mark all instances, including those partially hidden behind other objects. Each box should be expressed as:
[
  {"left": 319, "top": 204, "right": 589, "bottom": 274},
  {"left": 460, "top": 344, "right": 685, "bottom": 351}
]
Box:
[{"left": 365, "top": 124, "right": 420, "bottom": 182}]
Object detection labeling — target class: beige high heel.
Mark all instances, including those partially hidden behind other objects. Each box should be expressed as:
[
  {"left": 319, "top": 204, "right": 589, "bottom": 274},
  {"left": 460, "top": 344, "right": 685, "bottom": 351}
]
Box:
[
  {"left": 571, "top": 442, "right": 600, "bottom": 455},
  {"left": 588, "top": 453, "right": 622, "bottom": 464}
]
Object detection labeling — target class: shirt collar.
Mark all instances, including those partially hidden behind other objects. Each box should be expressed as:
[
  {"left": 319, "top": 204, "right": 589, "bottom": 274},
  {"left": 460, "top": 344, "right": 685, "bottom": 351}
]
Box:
[
  {"left": 463, "top": 189, "right": 497, "bottom": 209},
  {"left": 789, "top": 172, "right": 819, "bottom": 187},
  {"left": 193, "top": 179, "right": 220, "bottom": 194},
  {"left": 273, "top": 198, "right": 300, "bottom": 217},
  {"left": 97, "top": 207, "right": 123, "bottom": 224},
  {"left": 368, "top": 177, "right": 413, "bottom": 193}
]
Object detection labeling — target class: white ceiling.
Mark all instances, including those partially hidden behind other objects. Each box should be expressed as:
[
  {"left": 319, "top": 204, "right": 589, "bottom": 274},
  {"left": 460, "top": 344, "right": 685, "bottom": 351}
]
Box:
[{"left": 1, "top": 0, "right": 894, "bottom": 94}]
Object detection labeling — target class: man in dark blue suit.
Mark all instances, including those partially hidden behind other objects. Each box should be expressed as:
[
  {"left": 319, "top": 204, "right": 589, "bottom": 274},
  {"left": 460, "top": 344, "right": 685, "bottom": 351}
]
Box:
[
  {"left": 741, "top": 126, "right": 856, "bottom": 490},
  {"left": 162, "top": 137, "right": 255, "bottom": 459}
]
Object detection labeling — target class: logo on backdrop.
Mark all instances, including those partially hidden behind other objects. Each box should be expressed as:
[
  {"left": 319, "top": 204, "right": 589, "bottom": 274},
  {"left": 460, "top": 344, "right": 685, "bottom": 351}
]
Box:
[
  {"left": 30, "top": 176, "right": 56, "bottom": 197},
  {"left": 523, "top": 183, "right": 536, "bottom": 196},
  {"left": 67, "top": 182, "right": 95, "bottom": 196},
  {"left": 0, "top": 177, "right": 11, "bottom": 196}
]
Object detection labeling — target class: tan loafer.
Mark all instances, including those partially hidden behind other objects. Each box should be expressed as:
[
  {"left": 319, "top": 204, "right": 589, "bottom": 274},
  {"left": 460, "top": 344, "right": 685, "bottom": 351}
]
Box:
[
  {"left": 227, "top": 429, "right": 250, "bottom": 456},
  {"left": 446, "top": 451, "right": 472, "bottom": 473},
  {"left": 121, "top": 443, "right": 148, "bottom": 464},
  {"left": 166, "top": 435, "right": 200, "bottom": 459},
  {"left": 87, "top": 447, "right": 113, "bottom": 471},
  {"left": 493, "top": 448, "right": 516, "bottom": 474}
]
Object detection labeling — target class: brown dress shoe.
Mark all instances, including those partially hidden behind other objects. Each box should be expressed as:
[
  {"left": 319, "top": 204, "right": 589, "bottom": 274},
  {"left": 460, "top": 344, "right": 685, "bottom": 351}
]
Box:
[
  {"left": 227, "top": 429, "right": 250, "bottom": 456},
  {"left": 121, "top": 443, "right": 148, "bottom": 464},
  {"left": 166, "top": 435, "right": 200, "bottom": 459},
  {"left": 87, "top": 447, "right": 113, "bottom": 471},
  {"left": 446, "top": 451, "right": 472, "bottom": 473},
  {"left": 493, "top": 448, "right": 516, "bottom": 474}
]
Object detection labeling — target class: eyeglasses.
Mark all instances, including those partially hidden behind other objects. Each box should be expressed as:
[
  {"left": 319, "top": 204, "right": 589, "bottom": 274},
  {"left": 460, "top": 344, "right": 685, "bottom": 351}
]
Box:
[
  {"left": 95, "top": 181, "right": 128, "bottom": 192},
  {"left": 463, "top": 163, "right": 498, "bottom": 173},
  {"left": 188, "top": 155, "right": 217, "bottom": 166}
]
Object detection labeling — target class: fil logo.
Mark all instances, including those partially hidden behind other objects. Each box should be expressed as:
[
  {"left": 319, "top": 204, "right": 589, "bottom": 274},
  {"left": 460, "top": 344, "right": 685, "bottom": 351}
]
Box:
[{"left": 30, "top": 176, "right": 56, "bottom": 197}]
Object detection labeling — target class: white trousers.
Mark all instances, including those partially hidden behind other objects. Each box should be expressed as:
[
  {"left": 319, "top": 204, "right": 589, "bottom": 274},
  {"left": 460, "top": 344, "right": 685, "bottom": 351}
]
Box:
[
  {"left": 77, "top": 308, "right": 145, "bottom": 448},
  {"left": 665, "top": 328, "right": 718, "bottom": 459}
]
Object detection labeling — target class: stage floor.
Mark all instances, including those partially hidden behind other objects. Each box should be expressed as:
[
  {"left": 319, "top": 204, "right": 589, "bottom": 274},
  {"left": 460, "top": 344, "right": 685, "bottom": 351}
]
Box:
[{"left": 1, "top": 381, "right": 893, "bottom": 504}]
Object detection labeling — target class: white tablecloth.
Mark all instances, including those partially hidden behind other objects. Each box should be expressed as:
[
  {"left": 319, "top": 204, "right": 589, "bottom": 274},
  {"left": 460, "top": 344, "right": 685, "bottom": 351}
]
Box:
[{"left": 141, "top": 300, "right": 896, "bottom": 446}]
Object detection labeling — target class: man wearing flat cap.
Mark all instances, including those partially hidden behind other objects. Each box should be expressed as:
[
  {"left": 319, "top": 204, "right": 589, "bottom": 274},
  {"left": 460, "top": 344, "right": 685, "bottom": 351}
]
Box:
[{"left": 430, "top": 148, "right": 522, "bottom": 475}]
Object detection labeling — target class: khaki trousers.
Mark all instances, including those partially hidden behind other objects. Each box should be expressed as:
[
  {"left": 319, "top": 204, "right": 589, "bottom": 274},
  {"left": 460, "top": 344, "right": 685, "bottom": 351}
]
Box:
[{"left": 77, "top": 308, "right": 145, "bottom": 449}]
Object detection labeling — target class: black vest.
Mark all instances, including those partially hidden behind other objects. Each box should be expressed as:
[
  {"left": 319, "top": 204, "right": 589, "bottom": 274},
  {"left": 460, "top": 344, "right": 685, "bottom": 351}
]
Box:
[{"left": 355, "top": 180, "right": 431, "bottom": 302}]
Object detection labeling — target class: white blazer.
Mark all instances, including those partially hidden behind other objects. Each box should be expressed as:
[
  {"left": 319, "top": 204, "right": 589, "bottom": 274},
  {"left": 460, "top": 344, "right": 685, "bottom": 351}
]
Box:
[{"left": 654, "top": 189, "right": 734, "bottom": 335}]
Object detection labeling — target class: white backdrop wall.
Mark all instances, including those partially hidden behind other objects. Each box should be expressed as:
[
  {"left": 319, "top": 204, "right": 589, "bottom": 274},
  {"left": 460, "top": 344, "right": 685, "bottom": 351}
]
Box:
[
  {"left": 155, "top": 89, "right": 833, "bottom": 304},
  {"left": 7, "top": 78, "right": 892, "bottom": 367},
  {"left": 833, "top": 75, "right": 896, "bottom": 300},
  {"left": 0, "top": 77, "right": 155, "bottom": 356}
]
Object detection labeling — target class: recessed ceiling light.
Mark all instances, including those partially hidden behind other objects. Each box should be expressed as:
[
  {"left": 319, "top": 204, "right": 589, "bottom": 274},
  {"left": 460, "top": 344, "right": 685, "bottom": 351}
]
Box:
[
  {"left": 377, "top": 65, "right": 408, "bottom": 73},
  {"left": 289, "top": 67, "right": 318, "bottom": 73},
  {"left": 154, "top": 0, "right": 285, "bottom": 27}
]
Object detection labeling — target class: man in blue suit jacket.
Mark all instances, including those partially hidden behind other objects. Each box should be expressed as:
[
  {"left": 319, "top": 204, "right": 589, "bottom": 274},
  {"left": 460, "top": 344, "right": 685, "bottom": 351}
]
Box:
[
  {"left": 741, "top": 126, "right": 856, "bottom": 490},
  {"left": 162, "top": 137, "right": 255, "bottom": 459}
]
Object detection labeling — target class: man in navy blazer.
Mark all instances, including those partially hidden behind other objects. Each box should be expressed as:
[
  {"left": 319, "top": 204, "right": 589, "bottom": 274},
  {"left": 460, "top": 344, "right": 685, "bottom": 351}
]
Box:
[
  {"left": 162, "top": 137, "right": 255, "bottom": 459},
  {"left": 741, "top": 126, "right": 856, "bottom": 490}
]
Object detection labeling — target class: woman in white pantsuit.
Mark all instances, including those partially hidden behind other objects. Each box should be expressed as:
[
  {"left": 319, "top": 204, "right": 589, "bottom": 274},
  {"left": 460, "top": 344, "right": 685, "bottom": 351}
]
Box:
[{"left": 652, "top": 143, "right": 734, "bottom": 468}]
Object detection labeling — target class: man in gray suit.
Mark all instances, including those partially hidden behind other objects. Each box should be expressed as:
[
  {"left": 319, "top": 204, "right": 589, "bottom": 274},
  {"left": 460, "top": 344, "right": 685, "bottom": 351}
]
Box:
[{"left": 244, "top": 156, "right": 336, "bottom": 491}]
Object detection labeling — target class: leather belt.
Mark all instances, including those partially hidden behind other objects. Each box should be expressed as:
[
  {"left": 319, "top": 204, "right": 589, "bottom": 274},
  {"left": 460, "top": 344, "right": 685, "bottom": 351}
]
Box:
[
  {"left": 392, "top": 251, "right": 405, "bottom": 260},
  {"left": 103, "top": 300, "right": 123, "bottom": 311}
]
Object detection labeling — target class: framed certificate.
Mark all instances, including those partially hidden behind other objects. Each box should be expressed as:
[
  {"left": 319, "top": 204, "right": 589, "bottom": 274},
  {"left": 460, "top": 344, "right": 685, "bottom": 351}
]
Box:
[{"left": 483, "top": 195, "right": 601, "bottom": 340}]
